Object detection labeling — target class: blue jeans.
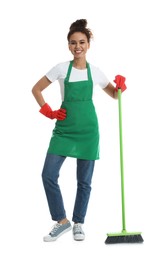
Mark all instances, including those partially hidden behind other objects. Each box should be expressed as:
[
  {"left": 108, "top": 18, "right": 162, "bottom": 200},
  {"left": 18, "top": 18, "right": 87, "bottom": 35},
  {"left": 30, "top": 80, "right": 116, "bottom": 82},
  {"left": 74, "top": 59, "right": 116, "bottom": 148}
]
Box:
[{"left": 42, "top": 154, "right": 95, "bottom": 224}]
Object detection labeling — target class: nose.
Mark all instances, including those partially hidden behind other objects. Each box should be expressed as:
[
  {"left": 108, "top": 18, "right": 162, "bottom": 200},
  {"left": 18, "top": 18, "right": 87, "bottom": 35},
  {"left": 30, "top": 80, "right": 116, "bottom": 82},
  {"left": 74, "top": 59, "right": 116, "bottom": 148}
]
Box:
[{"left": 75, "top": 42, "right": 80, "bottom": 49}]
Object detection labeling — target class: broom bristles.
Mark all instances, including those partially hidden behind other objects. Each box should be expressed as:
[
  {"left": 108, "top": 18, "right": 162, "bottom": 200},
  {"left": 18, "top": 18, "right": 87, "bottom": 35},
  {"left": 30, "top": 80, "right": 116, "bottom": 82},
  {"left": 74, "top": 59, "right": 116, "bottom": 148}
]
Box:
[
  {"left": 105, "top": 234, "right": 143, "bottom": 244},
  {"left": 105, "top": 232, "right": 144, "bottom": 244}
]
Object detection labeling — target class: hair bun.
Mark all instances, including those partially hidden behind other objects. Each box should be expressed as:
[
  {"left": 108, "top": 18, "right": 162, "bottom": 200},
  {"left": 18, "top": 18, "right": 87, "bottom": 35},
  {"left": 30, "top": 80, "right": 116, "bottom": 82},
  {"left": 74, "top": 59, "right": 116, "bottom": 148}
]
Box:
[
  {"left": 70, "top": 19, "right": 87, "bottom": 31},
  {"left": 67, "top": 19, "right": 93, "bottom": 42}
]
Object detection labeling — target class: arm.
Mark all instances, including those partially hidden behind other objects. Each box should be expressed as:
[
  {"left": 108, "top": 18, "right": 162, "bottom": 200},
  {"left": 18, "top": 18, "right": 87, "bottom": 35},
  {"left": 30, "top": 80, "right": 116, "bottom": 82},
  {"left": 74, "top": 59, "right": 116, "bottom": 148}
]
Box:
[
  {"left": 32, "top": 76, "right": 51, "bottom": 107},
  {"left": 32, "top": 76, "right": 66, "bottom": 120},
  {"left": 103, "top": 82, "right": 118, "bottom": 99},
  {"left": 103, "top": 75, "right": 127, "bottom": 99}
]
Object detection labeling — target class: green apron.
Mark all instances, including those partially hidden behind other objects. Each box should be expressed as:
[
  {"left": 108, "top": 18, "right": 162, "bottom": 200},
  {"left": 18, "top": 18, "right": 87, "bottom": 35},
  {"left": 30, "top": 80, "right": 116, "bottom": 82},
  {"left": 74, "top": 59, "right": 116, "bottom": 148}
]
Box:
[{"left": 47, "top": 60, "right": 99, "bottom": 160}]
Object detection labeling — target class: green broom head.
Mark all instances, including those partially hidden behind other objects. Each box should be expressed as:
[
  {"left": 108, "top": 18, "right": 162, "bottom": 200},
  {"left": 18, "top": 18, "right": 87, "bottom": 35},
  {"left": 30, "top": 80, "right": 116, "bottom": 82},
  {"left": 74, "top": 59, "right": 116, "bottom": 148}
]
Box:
[{"left": 105, "top": 230, "right": 144, "bottom": 244}]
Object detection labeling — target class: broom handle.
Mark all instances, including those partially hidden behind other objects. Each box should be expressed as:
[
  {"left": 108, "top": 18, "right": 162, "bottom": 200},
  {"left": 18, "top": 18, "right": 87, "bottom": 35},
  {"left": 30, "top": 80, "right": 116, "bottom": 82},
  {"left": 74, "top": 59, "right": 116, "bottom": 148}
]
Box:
[{"left": 118, "top": 88, "right": 126, "bottom": 232}]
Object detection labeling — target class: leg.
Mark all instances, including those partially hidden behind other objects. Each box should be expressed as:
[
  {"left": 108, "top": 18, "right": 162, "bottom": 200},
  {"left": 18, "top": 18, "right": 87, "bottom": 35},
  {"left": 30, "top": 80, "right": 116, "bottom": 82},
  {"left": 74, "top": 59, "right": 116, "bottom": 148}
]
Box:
[
  {"left": 42, "top": 153, "right": 67, "bottom": 221},
  {"left": 72, "top": 159, "right": 95, "bottom": 224}
]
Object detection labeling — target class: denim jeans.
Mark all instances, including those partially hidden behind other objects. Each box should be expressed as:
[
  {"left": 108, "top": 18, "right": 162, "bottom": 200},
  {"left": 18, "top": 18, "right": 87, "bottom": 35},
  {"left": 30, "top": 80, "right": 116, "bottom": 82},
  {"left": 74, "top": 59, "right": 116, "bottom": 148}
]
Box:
[{"left": 42, "top": 154, "right": 95, "bottom": 224}]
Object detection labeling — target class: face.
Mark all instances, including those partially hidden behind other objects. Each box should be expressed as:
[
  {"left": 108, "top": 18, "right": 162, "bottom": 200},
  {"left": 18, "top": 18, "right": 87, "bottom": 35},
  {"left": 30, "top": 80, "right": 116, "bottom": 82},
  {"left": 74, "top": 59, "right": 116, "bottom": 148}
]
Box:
[{"left": 68, "top": 32, "right": 90, "bottom": 59}]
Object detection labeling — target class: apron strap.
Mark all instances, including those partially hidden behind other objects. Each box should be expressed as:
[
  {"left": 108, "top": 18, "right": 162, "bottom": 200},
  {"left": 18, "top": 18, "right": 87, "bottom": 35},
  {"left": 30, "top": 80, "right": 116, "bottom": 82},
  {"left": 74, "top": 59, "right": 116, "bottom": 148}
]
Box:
[
  {"left": 64, "top": 60, "right": 93, "bottom": 84},
  {"left": 64, "top": 60, "right": 73, "bottom": 83},
  {"left": 86, "top": 62, "right": 93, "bottom": 83}
]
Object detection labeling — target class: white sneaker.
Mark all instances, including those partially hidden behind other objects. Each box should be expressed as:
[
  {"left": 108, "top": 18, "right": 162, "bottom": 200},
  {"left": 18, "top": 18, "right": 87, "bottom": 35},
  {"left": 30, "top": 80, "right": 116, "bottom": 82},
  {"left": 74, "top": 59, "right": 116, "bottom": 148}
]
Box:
[
  {"left": 43, "top": 221, "right": 72, "bottom": 242},
  {"left": 73, "top": 223, "right": 85, "bottom": 241}
]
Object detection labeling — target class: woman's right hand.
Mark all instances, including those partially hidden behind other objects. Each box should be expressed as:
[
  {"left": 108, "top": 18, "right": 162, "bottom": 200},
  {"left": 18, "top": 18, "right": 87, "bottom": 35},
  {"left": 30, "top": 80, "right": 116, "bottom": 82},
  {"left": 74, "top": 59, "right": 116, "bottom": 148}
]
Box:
[{"left": 40, "top": 103, "right": 66, "bottom": 120}]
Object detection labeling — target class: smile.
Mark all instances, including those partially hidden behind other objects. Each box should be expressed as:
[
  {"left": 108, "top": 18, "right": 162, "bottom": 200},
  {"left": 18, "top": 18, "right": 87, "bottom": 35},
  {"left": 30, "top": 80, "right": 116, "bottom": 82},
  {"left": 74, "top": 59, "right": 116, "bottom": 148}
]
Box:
[{"left": 75, "top": 50, "right": 82, "bottom": 54}]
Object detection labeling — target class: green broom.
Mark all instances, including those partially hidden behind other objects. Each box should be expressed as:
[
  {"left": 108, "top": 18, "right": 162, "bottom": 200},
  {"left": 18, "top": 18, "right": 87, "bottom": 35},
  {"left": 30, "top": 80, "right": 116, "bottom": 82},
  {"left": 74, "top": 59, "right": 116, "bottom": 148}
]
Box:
[{"left": 105, "top": 88, "right": 144, "bottom": 244}]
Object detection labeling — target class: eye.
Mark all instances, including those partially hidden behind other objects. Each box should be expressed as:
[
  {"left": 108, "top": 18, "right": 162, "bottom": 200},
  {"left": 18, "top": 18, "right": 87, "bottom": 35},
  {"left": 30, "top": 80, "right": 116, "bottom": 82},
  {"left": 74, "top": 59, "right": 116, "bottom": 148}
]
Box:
[
  {"left": 80, "top": 41, "right": 85, "bottom": 44},
  {"left": 69, "top": 41, "right": 76, "bottom": 45}
]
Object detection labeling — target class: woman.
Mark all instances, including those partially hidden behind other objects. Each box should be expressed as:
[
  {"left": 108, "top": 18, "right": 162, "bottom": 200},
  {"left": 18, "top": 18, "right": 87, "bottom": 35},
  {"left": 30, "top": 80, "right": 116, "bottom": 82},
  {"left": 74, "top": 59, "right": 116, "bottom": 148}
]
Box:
[{"left": 32, "top": 19, "right": 126, "bottom": 242}]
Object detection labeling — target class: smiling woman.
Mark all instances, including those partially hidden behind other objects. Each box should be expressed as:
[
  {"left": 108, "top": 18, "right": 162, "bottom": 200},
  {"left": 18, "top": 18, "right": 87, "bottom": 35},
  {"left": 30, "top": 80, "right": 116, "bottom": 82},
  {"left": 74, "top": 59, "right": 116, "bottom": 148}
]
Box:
[
  {"left": 31, "top": 18, "right": 126, "bottom": 243},
  {"left": 68, "top": 32, "right": 90, "bottom": 63},
  {"left": 67, "top": 19, "right": 92, "bottom": 68},
  {"left": 68, "top": 32, "right": 90, "bottom": 67}
]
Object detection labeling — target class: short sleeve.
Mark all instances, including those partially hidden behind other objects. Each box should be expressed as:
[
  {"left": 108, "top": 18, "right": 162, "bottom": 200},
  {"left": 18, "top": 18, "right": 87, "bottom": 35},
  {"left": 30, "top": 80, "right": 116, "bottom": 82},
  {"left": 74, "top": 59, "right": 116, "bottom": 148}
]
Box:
[
  {"left": 45, "top": 64, "right": 61, "bottom": 82},
  {"left": 90, "top": 65, "right": 110, "bottom": 89}
]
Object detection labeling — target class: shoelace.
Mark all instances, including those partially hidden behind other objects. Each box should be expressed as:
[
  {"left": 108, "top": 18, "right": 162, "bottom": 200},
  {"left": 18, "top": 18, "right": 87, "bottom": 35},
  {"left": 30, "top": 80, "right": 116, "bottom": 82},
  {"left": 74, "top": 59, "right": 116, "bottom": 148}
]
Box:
[
  {"left": 50, "top": 223, "right": 61, "bottom": 235},
  {"left": 74, "top": 224, "right": 83, "bottom": 234}
]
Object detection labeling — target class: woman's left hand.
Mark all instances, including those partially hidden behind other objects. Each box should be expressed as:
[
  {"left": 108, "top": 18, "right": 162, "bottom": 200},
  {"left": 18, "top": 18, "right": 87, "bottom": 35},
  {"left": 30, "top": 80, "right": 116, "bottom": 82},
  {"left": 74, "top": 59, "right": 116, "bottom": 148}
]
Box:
[{"left": 114, "top": 75, "right": 127, "bottom": 92}]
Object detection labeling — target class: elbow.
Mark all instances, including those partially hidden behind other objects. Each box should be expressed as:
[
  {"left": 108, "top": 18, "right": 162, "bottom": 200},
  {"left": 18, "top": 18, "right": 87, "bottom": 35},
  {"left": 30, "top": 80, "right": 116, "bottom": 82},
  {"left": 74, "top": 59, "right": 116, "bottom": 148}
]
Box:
[
  {"left": 31, "top": 87, "right": 35, "bottom": 96},
  {"left": 32, "top": 85, "right": 39, "bottom": 97}
]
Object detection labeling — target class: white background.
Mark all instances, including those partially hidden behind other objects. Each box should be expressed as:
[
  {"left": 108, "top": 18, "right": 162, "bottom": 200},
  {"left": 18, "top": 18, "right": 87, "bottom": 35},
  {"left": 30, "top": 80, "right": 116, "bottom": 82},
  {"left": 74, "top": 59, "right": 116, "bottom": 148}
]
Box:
[{"left": 0, "top": 0, "right": 167, "bottom": 259}]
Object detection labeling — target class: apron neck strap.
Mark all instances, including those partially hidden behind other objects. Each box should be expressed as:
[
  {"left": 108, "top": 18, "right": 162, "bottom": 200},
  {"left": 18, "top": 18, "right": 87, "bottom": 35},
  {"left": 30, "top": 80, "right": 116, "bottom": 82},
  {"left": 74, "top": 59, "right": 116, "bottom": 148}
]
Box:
[{"left": 65, "top": 60, "right": 92, "bottom": 83}]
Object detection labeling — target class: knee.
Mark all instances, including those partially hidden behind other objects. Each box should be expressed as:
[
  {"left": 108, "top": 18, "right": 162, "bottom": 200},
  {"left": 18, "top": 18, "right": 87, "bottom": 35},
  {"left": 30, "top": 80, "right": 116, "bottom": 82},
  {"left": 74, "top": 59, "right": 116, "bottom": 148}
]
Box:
[
  {"left": 41, "top": 169, "right": 47, "bottom": 182},
  {"left": 78, "top": 181, "right": 92, "bottom": 192},
  {"left": 42, "top": 168, "right": 59, "bottom": 186},
  {"left": 41, "top": 169, "right": 49, "bottom": 186}
]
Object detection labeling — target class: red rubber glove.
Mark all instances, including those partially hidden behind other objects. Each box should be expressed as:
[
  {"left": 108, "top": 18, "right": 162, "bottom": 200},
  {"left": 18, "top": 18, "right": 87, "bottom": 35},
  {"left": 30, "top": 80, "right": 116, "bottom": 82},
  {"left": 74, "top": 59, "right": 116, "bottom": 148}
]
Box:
[
  {"left": 39, "top": 103, "right": 66, "bottom": 120},
  {"left": 114, "top": 75, "right": 127, "bottom": 92}
]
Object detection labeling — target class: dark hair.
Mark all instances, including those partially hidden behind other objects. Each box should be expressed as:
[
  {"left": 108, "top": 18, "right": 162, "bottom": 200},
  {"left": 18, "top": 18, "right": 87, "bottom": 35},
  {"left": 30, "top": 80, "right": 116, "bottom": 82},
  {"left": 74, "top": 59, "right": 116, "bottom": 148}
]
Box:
[{"left": 67, "top": 19, "right": 93, "bottom": 43}]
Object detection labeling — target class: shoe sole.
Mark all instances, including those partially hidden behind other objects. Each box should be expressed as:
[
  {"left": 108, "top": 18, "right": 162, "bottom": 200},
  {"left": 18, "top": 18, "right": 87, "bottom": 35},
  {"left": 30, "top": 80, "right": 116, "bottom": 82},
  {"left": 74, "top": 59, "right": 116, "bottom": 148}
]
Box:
[
  {"left": 73, "top": 234, "right": 85, "bottom": 241},
  {"left": 43, "top": 226, "right": 72, "bottom": 242}
]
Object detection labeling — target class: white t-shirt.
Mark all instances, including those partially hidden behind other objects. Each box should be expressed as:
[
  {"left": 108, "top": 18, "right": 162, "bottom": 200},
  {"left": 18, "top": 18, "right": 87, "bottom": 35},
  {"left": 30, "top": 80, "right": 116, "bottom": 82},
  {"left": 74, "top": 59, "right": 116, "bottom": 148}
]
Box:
[{"left": 45, "top": 61, "right": 110, "bottom": 100}]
